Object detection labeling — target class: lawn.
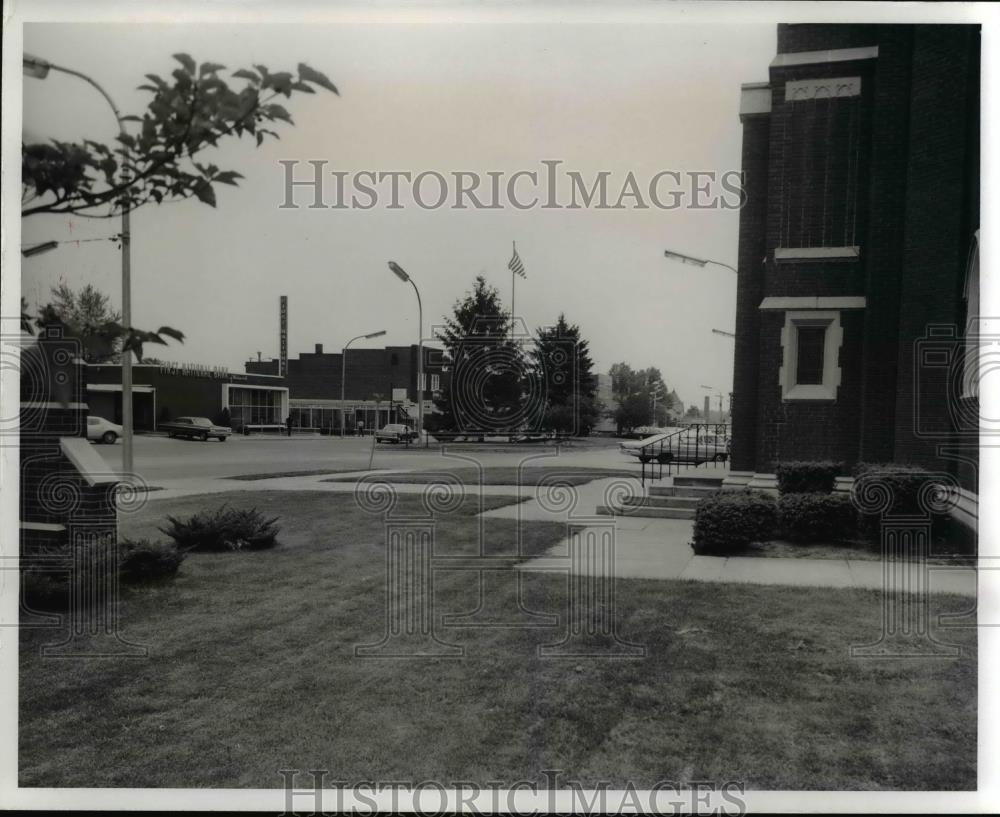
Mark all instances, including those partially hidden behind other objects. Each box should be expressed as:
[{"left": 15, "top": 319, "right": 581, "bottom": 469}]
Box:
[
  {"left": 20, "top": 490, "right": 977, "bottom": 789},
  {"left": 322, "top": 466, "right": 641, "bottom": 486}
]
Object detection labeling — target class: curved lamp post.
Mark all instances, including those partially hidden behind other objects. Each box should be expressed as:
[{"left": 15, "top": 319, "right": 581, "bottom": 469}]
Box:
[
  {"left": 24, "top": 53, "right": 135, "bottom": 478},
  {"left": 341, "top": 329, "right": 386, "bottom": 437},
  {"left": 663, "top": 248, "right": 737, "bottom": 274},
  {"left": 387, "top": 261, "right": 423, "bottom": 439}
]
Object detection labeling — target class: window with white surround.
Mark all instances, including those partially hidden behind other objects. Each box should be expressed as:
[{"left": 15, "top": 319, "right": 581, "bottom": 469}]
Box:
[
  {"left": 430, "top": 374, "right": 440, "bottom": 392},
  {"left": 778, "top": 310, "right": 843, "bottom": 400}
]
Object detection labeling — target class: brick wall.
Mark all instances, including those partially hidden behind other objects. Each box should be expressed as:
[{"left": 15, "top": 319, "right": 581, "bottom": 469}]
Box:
[{"left": 20, "top": 330, "right": 118, "bottom": 560}]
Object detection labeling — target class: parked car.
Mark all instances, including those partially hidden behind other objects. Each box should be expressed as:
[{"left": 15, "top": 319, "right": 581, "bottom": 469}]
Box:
[
  {"left": 620, "top": 428, "right": 728, "bottom": 464},
  {"left": 160, "top": 416, "right": 231, "bottom": 441},
  {"left": 619, "top": 431, "right": 679, "bottom": 462},
  {"left": 375, "top": 423, "right": 416, "bottom": 444},
  {"left": 87, "top": 415, "right": 122, "bottom": 444}
]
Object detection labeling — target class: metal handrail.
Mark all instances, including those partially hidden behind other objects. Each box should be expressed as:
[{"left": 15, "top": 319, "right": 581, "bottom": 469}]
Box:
[{"left": 636, "top": 422, "right": 731, "bottom": 487}]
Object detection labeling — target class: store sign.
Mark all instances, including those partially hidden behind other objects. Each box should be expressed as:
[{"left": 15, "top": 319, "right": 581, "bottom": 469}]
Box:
[
  {"left": 280, "top": 295, "right": 288, "bottom": 377},
  {"left": 159, "top": 362, "right": 231, "bottom": 379}
]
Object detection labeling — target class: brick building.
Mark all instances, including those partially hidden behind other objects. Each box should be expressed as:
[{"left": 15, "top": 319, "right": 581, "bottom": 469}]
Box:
[
  {"left": 727, "top": 24, "right": 980, "bottom": 528},
  {"left": 246, "top": 343, "right": 444, "bottom": 432}
]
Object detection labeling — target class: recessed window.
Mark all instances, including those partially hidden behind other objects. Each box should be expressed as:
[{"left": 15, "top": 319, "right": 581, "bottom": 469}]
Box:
[
  {"left": 779, "top": 310, "right": 843, "bottom": 401},
  {"left": 795, "top": 325, "right": 827, "bottom": 385}
]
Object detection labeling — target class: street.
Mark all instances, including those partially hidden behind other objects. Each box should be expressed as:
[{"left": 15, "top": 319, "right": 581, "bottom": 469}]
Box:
[{"left": 94, "top": 433, "right": 634, "bottom": 483}]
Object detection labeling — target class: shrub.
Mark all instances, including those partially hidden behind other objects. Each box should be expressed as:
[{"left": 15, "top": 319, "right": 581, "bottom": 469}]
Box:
[
  {"left": 778, "top": 493, "right": 857, "bottom": 543},
  {"left": 853, "top": 462, "right": 951, "bottom": 542},
  {"left": 160, "top": 504, "right": 281, "bottom": 552},
  {"left": 775, "top": 460, "right": 843, "bottom": 494},
  {"left": 691, "top": 489, "right": 777, "bottom": 555},
  {"left": 119, "top": 538, "right": 185, "bottom": 583}
]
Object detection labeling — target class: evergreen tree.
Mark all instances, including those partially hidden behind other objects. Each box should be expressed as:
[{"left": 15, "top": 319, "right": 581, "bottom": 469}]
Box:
[
  {"left": 434, "top": 276, "right": 527, "bottom": 433},
  {"left": 532, "top": 313, "right": 599, "bottom": 435}
]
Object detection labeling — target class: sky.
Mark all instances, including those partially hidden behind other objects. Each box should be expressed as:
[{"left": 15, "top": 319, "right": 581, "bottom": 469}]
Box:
[{"left": 20, "top": 18, "right": 778, "bottom": 409}]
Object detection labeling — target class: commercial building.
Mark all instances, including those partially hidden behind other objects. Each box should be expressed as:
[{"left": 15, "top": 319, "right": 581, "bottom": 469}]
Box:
[
  {"left": 87, "top": 362, "right": 289, "bottom": 431},
  {"left": 727, "top": 24, "right": 980, "bottom": 527},
  {"left": 87, "top": 342, "right": 445, "bottom": 433},
  {"left": 246, "top": 343, "right": 443, "bottom": 432}
]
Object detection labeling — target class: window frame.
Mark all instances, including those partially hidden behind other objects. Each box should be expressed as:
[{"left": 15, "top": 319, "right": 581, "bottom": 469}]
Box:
[{"left": 778, "top": 310, "right": 843, "bottom": 401}]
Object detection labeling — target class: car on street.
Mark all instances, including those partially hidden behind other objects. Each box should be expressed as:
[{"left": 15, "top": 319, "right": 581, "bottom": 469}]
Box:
[
  {"left": 160, "top": 416, "right": 231, "bottom": 441},
  {"left": 620, "top": 428, "right": 729, "bottom": 464},
  {"left": 375, "top": 423, "right": 416, "bottom": 444},
  {"left": 87, "top": 415, "right": 123, "bottom": 444}
]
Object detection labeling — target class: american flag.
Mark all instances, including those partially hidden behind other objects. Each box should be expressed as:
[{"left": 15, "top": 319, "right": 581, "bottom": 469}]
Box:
[{"left": 508, "top": 244, "right": 526, "bottom": 278}]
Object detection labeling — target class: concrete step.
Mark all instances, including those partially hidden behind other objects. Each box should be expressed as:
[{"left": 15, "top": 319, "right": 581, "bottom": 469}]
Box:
[
  {"left": 622, "top": 495, "right": 700, "bottom": 509},
  {"left": 673, "top": 475, "right": 725, "bottom": 488},
  {"left": 648, "top": 485, "right": 719, "bottom": 498},
  {"left": 596, "top": 504, "right": 695, "bottom": 520}
]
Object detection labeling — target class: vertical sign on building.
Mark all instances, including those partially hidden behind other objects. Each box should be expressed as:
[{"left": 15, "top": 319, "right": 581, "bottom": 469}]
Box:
[{"left": 279, "top": 295, "right": 288, "bottom": 377}]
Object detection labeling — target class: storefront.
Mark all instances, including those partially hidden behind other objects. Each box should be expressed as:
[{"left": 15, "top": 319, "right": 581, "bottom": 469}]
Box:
[{"left": 87, "top": 363, "right": 289, "bottom": 431}]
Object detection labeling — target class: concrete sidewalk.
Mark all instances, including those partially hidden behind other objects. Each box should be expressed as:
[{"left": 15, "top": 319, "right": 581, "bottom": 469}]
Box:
[
  {"left": 517, "top": 517, "right": 977, "bottom": 597},
  {"left": 139, "top": 470, "right": 977, "bottom": 597}
]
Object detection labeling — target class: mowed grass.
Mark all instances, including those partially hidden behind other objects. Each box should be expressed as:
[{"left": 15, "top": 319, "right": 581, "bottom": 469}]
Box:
[
  {"left": 20, "top": 491, "right": 976, "bottom": 789},
  {"left": 323, "top": 466, "right": 640, "bottom": 486}
]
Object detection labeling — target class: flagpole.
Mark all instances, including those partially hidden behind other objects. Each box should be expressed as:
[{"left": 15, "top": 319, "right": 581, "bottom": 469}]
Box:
[{"left": 511, "top": 240, "right": 516, "bottom": 341}]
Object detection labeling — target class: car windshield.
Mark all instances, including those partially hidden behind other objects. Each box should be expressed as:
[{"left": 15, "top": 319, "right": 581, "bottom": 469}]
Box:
[{"left": 88, "top": 417, "right": 99, "bottom": 425}]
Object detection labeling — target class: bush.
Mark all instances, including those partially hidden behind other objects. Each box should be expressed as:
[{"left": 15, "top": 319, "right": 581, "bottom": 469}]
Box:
[
  {"left": 778, "top": 493, "right": 857, "bottom": 543},
  {"left": 775, "top": 460, "right": 843, "bottom": 494},
  {"left": 160, "top": 504, "right": 281, "bottom": 552},
  {"left": 21, "top": 537, "right": 183, "bottom": 611},
  {"left": 692, "top": 489, "right": 777, "bottom": 555},
  {"left": 853, "top": 462, "right": 952, "bottom": 542},
  {"left": 119, "top": 538, "right": 185, "bottom": 583}
]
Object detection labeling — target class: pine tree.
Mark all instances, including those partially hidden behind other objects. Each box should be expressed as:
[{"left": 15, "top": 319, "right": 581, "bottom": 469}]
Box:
[
  {"left": 532, "top": 313, "right": 599, "bottom": 435},
  {"left": 434, "top": 276, "right": 527, "bottom": 433}
]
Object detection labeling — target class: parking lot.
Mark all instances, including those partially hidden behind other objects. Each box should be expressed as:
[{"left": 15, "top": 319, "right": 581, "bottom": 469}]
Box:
[{"left": 94, "top": 432, "right": 634, "bottom": 483}]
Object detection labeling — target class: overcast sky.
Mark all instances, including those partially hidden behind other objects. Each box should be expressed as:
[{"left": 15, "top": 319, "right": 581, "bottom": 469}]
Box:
[{"left": 21, "top": 19, "right": 778, "bottom": 408}]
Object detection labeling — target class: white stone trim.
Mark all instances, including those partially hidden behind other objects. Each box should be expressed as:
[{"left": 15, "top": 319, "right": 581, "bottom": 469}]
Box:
[
  {"left": 20, "top": 521, "right": 66, "bottom": 532},
  {"left": 775, "top": 246, "right": 860, "bottom": 261},
  {"left": 785, "top": 77, "right": 862, "bottom": 101},
  {"left": 740, "top": 83, "right": 771, "bottom": 116},
  {"left": 59, "top": 437, "right": 119, "bottom": 487},
  {"left": 759, "top": 296, "right": 866, "bottom": 311},
  {"left": 771, "top": 46, "right": 879, "bottom": 68},
  {"left": 779, "top": 310, "right": 843, "bottom": 401}
]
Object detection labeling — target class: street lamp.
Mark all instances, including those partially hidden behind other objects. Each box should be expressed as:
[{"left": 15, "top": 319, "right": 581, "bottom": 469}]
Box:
[
  {"left": 663, "top": 248, "right": 737, "bottom": 274},
  {"left": 387, "top": 261, "right": 424, "bottom": 440},
  {"left": 341, "top": 329, "right": 386, "bottom": 437},
  {"left": 21, "top": 240, "right": 59, "bottom": 258},
  {"left": 24, "top": 52, "right": 135, "bottom": 478}
]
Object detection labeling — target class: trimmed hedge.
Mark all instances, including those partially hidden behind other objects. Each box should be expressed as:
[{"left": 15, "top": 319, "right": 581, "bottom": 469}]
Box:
[
  {"left": 853, "top": 462, "right": 950, "bottom": 542},
  {"left": 692, "top": 489, "right": 777, "bottom": 555},
  {"left": 778, "top": 493, "right": 856, "bottom": 543},
  {"left": 775, "top": 460, "right": 843, "bottom": 494},
  {"left": 160, "top": 505, "right": 281, "bottom": 552}
]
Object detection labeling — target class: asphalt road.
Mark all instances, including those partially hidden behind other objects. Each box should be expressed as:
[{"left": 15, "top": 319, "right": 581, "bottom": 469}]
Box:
[{"left": 94, "top": 433, "right": 636, "bottom": 483}]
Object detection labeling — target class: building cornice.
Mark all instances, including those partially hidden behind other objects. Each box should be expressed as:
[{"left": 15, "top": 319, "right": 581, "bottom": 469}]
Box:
[
  {"left": 770, "top": 46, "right": 879, "bottom": 68},
  {"left": 759, "top": 296, "right": 867, "bottom": 311}
]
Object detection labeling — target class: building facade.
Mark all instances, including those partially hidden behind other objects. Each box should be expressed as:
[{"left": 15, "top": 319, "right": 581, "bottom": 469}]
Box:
[
  {"left": 246, "top": 343, "right": 444, "bottom": 432},
  {"left": 86, "top": 343, "right": 445, "bottom": 433},
  {"left": 728, "top": 24, "right": 980, "bottom": 525},
  {"left": 87, "top": 362, "right": 289, "bottom": 431}
]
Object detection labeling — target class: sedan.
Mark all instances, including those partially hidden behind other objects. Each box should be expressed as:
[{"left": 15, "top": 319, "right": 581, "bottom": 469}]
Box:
[
  {"left": 87, "top": 415, "right": 123, "bottom": 444},
  {"left": 375, "top": 423, "right": 416, "bottom": 444},
  {"left": 620, "top": 428, "right": 729, "bottom": 464},
  {"left": 160, "top": 416, "right": 231, "bottom": 441}
]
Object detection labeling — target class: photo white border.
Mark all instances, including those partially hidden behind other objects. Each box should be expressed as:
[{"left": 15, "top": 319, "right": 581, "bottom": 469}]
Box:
[{"left": 2, "top": 0, "right": 997, "bottom": 813}]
